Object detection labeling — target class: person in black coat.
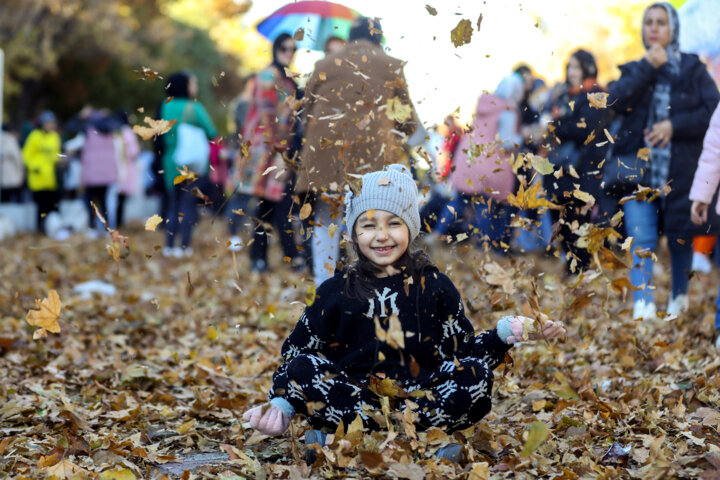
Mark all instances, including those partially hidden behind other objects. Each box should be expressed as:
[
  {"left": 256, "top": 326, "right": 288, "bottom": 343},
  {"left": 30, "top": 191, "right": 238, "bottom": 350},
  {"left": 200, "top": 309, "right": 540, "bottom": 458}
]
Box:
[
  {"left": 606, "top": 2, "right": 720, "bottom": 320},
  {"left": 544, "top": 49, "right": 609, "bottom": 274}
]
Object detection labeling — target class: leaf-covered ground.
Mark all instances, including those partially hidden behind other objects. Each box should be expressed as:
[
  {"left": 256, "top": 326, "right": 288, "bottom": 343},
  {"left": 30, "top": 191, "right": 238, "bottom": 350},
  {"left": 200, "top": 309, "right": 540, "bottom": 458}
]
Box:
[{"left": 2, "top": 219, "right": 720, "bottom": 479}]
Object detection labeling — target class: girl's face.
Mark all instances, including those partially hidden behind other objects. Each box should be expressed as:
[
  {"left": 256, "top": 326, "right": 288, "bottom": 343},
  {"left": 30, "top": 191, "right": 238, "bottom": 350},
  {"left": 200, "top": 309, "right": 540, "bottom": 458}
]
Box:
[
  {"left": 567, "top": 56, "right": 583, "bottom": 88},
  {"left": 355, "top": 209, "right": 410, "bottom": 277},
  {"left": 276, "top": 39, "right": 296, "bottom": 67},
  {"left": 643, "top": 7, "right": 671, "bottom": 48}
]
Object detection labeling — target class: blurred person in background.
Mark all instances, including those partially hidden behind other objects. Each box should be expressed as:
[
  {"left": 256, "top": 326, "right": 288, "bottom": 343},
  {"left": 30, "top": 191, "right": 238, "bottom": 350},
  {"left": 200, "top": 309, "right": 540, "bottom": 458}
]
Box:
[
  {"left": 1, "top": 124, "right": 24, "bottom": 203},
  {"left": 22, "top": 111, "right": 61, "bottom": 233},
  {"left": 113, "top": 110, "right": 141, "bottom": 228}
]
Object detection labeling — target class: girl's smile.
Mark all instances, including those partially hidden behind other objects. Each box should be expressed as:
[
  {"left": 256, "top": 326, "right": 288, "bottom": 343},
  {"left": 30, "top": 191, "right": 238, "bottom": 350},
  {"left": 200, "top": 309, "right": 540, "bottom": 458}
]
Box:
[{"left": 355, "top": 209, "right": 410, "bottom": 277}]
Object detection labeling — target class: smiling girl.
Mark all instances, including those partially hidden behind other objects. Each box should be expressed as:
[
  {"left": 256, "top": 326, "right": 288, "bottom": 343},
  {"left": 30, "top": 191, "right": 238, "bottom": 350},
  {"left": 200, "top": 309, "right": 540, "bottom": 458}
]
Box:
[{"left": 243, "top": 164, "right": 565, "bottom": 461}]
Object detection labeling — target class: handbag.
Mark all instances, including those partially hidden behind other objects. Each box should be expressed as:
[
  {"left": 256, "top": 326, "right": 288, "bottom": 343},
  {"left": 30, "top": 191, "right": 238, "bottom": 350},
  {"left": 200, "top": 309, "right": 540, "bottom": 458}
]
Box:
[
  {"left": 601, "top": 152, "right": 649, "bottom": 197},
  {"left": 174, "top": 102, "right": 210, "bottom": 175}
]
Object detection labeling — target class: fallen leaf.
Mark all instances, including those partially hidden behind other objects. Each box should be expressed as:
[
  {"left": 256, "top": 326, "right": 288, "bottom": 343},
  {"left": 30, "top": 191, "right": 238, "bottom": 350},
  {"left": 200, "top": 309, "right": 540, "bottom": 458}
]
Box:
[
  {"left": 299, "top": 203, "right": 313, "bottom": 221},
  {"left": 520, "top": 421, "right": 548, "bottom": 456},
  {"left": 27, "top": 289, "right": 61, "bottom": 339}
]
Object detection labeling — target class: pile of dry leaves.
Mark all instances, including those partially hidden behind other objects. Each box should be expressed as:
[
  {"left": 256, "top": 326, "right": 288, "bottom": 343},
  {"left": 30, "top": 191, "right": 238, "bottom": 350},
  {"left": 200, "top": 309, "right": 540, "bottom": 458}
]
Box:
[{"left": 2, "top": 217, "right": 720, "bottom": 479}]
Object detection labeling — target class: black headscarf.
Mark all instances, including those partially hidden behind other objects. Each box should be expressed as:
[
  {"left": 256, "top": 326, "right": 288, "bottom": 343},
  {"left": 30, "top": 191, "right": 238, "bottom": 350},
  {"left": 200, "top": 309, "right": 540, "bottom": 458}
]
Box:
[
  {"left": 165, "top": 71, "right": 193, "bottom": 98},
  {"left": 272, "top": 33, "right": 294, "bottom": 81},
  {"left": 348, "top": 17, "right": 383, "bottom": 45}
]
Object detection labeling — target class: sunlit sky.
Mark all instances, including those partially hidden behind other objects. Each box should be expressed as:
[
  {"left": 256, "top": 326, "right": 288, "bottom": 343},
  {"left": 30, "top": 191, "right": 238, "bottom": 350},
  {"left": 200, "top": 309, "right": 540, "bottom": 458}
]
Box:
[{"left": 238, "top": 0, "right": 702, "bottom": 125}]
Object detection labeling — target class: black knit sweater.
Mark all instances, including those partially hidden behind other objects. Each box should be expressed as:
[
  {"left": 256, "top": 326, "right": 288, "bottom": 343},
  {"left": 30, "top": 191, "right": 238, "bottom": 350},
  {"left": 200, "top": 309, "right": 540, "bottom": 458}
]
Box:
[{"left": 270, "top": 267, "right": 510, "bottom": 398}]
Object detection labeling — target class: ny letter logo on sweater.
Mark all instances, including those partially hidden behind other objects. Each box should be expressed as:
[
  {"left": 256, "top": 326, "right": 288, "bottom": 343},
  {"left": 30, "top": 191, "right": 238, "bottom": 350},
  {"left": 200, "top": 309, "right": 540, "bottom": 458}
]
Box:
[{"left": 366, "top": 287, "right": 399, "bottom": 318}]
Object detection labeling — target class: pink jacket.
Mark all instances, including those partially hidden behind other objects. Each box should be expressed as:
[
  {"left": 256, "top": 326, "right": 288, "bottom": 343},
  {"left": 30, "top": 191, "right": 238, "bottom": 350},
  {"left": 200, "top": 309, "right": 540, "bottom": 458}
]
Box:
[
  {"left": 81, "top": 129, "right": 118, "bottom": 187},
  {"left": 449, "top": 94, "right": 518, "bottom": 201},
  {"left": 689, "top": 104, "right": 720, "bottom": 213},
  {"left": 116, "top": 126, "right": 141, "bottom": 195}
]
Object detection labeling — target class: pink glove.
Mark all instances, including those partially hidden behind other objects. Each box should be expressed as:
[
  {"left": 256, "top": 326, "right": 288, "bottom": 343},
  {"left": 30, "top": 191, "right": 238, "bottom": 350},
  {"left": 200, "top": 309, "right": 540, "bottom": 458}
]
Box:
[{"left": 243, "top": 404, "right": 290, "bottom": 436}]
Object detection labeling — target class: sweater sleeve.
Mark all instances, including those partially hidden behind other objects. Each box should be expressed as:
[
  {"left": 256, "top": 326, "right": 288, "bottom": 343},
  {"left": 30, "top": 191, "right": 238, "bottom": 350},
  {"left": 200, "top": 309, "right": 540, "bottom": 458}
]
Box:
[
  {"left": 670, "top": 65, "right": 720, "bottom": 141},
  {"left": 268, "top": 280, "right": 337, "bottom": 401},
  {"left": 690, "top": 105, "right": 720, "bottom": 205},
  {"left": 436, "top": 274, "right": 510, "bottom": 369}
]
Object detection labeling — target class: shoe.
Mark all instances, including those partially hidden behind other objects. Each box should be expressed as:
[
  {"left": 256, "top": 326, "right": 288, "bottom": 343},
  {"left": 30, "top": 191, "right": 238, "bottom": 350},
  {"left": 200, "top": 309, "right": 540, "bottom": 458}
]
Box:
[
  {"left": 228, "top": 235, "right": 243, "bottom": 252},
  {"left": 162, "top": 246, "right": 174, "bottom": 257},
  {"left": 666, "top": 294, "right": 689, "bottom": 316},
  {"left": 692, "top": 252, "right": 713, "bottom": 274},
  {"left": 304, "top": 429, "right": 327, "bottom": 464},
  {"left": 172, "top": 246, "right": 184, "bottom": 258},
  {"left": 633, "top": 300, "right": 657, "bottom": 321},
  {"left": 435, "top": 443, "right": 465, "bottom": 463}
]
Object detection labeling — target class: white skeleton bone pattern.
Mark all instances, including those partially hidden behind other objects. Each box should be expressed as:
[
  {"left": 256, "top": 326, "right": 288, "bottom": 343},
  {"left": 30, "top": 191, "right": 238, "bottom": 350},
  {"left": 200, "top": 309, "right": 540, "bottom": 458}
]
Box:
[
  {"left": 366, "top": 287, "right": 399, "bottom": 318},
  {"left": 466, "top": 380, "right": 489, "bottom": 403},
  {"left": 435, "top": 379, "right": 458, "bottom": 398},
  {"left": 323, "top": 405, "right": 346, "bottom": 425},
  {"left": 427, "top": 408, "right": 451, "bottom": 425}
]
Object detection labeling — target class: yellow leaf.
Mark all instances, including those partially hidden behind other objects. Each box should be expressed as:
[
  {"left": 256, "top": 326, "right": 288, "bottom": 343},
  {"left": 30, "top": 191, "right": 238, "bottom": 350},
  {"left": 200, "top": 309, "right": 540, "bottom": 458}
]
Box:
[
  {"left": 531, "top": 155, "right": 554, "bottom": 175},
  {"left": 587, "top": 92, "right": 609, "bottom": 109},
  {"left": 450, "top": 18, "right": 473, "bottom": 47},
  {"left": 27, "top": 290, "right": 61, "bottom": 339},
  {"left": 385, "top": 97, "right": 413, "bottom": 122},
  {"left": 305, "top": 284, "right": 316, "bottom": 306},
  {"left": 207, "top": 326, "right": 218, "bottom": 340},
  {"left": 173, "top": 165, "right": 198, "bottom": 186},
  {"left": 604, "top": 128, "right": 615, "bottom": 144},
  {"left": 637, "top": 147, "right": 651, "bottom": 161},
  {"left": 583, "top": 130, "right": 596, "bottom": 146},
  {"left": 132, "top": 117, "right": 176, "bottom": 141},
  {"left": 572, "top": 189, "right": 595, "bottom": 206},
  {"left": 44, "top": 458, "right": 87, "bottom": 479},
  {"left": 177, "top": 419, "right": 195, "bottom": 434},
  {"left": 520, "top": 421, "right": 549, "bottom": 456},
  {"left": 469, "top": 462, "right": 490, "bottom": 480},
  {"left": 506, "top": 182, "right": 560, "bottom": 211},
  {"left": 328, "top": 223, "right": 338, "bottom": 239},
  {"left": 568, "top": 100, "right": 575, "bottom": 112},
  {"left": 99, "top": 468, "right": 137, "bottom": 480},
  {"left": 144, "top": 214, "right": 163, "bottom": 232},
  {"left": 299, "top": 203, "right": 313, "bottom": 220},
  {"left": 375, "top": 314, "right": 405, "bottom": 349}
]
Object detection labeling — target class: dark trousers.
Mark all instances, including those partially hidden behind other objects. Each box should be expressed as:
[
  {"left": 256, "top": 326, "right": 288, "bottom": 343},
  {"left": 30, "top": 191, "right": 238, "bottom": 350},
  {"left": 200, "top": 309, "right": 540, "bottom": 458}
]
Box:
[
  {"left": 165, "top": 183, "right": 201, "bottom": 249},
  {"left": 32, "top": 190, "right": 60, "bottom": 233},
  {"left": 551, "top": 198, "right": 593, "bottom": 272},
  {"left": 85, "top": 186, "right": 108, "bottom": 228},
  {"left": 1, "top": 187, "right": 23, "bottom": 203},
  {"left": 282, "top": 352, "right": 494, "bottom": 433},
  {"left": 116, "top": 193, "right": 127, "bottom": 228},
  {"left": 250, "top": 197, "right": 298, "bottom": 264}
]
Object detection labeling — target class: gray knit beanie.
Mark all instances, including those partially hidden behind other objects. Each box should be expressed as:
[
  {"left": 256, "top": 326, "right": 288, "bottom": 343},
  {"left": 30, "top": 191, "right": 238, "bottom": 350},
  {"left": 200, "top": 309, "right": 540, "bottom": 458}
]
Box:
[{"left": 344, "top": 164, "right": 420, "bottom": 240}]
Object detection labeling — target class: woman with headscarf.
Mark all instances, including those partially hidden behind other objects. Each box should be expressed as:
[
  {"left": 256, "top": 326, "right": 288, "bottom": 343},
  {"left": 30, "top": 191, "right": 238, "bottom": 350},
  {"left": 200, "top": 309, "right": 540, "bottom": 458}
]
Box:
[
  {"left": 606, "top": 3, "right": 719, "bottom": 320},
  {"left": 160, "top": 71, "right": 217, "bottom": 257},
  {"left": 432, "top": 73, "right": 527, "bottom": 251},
  {"left": 544, "top": 49, "right": 609, "bottom": 274},
  {"left": 238, "top": 33, "right": 302, "bottom": 272}
]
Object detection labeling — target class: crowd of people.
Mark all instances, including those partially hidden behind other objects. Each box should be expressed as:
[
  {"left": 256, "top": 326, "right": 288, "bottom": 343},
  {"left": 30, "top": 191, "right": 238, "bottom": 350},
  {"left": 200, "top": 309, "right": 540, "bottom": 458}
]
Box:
[{"left": 2, "top": 3, "right": 720, "bottom": 334}]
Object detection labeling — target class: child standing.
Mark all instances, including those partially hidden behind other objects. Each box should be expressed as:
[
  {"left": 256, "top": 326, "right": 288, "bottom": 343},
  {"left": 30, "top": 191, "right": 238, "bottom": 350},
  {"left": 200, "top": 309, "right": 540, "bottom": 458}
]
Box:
[{"left": 244, "top": 164, "right": 565, "bottom": 457}]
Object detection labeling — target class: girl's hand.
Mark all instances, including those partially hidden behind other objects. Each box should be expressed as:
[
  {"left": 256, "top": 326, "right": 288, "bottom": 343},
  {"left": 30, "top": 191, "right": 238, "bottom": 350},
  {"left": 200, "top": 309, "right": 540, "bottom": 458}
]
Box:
[
  {"left": 242, "top": 404, "right": 290, "bottom": 436},
  {"left": 505, "top": 316, "right": 566, "bottom": 344},
  {"left": 691, "top": 201, "right": 709, "bottom": 225},
  {"left": 645, "top": 44, "right": 668, "bottom": 69},
  {"left": 645, "top": 120, "right": 673, "bottom": 148}
]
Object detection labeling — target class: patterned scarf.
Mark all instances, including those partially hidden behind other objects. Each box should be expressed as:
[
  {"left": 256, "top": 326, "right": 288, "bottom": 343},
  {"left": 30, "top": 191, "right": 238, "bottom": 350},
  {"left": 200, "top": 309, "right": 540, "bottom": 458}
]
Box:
[{"left": 643, "top": 2, "right": 681, "bottom": 189}]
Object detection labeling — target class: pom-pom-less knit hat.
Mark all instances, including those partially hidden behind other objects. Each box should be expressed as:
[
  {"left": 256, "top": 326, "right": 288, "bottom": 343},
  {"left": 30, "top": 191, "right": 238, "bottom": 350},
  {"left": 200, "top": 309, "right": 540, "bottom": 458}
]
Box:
[{"left": 344, "top": 164, "right": 420, "bottom": 240}]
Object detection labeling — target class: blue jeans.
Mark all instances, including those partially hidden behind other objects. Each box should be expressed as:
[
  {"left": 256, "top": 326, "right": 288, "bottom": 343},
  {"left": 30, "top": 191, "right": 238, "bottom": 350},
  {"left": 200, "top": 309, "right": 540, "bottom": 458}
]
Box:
[
  {"left": 435, "top": 193, "right": 513, "bottom": 248},
  {"left": 623, "top": 199, "right": 692, "bottom": 303},
  {"left": 165, "top": 181, "right": 202, "bottom": 249}
]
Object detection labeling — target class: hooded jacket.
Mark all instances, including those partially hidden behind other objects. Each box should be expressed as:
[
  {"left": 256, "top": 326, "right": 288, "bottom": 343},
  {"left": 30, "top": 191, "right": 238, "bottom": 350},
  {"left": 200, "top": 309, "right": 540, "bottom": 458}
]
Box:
[{"left": 22, "top": 129, "right": 61, "bottom": 192}]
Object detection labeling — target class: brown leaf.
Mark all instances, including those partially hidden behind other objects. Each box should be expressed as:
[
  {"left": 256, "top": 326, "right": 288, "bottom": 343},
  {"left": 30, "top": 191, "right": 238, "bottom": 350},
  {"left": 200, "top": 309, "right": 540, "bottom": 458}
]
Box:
[
  {"left": 132, "top": 117, "right": 176, "bottom": 140},
  {"left": 450, "top": 19, "right": 473, "bottom": 47},
  {"left": 299, "top": 203, "right": 313, "bottom": 220},
  {"left": 425, "top": 4, "right": 437, "bottom": 15}
]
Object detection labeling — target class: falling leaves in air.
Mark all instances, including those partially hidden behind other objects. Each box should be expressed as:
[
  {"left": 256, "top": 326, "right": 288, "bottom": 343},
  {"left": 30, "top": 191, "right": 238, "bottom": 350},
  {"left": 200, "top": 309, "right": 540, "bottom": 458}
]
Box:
[
  {"left": 26, "top": 289, "right": 61, "bottom": 339},
  {"left": 144, "top": 214, "right": 163, "bottom": 232},
  {"left": 133, "top": 66, "right": 163, "bottom": 81},
  {"left": 90, "top": 202, "right": 130, "bottom": 262},
  {"left": 476, "top": 13, "right": 483, "bottom": 31},
  {"left": 507, "top": 182, "right": 560, "bottom": 211},
  {"left": 531, "top": 155, "right": 555, "bottom": 175},
  {"left": 173, "top": 165, "right": 198, "bottom": 186},
  {"left": 132, "top": 117, "right": 176, "bottom": 140},
  {"left": 425, "top": 4, "right": 437, "bottom": 15},
  {"left": 374, "top": 313, "right": 405, "bottom": 349},
  {"left": 587, "top": 91, "right": 609, "bottom": 109},
  {"left": 520, "top": 421, "right": 549, "bottom": 456},
  {"left": 293, "top": 28, "right": 304, "bottom": 41},
  {"left": 450, "top": 18, "right": 473, "bottom": 47},
  {"left": 385, "top": 97, "right": 413, "bottom": 122},
  {"left": 637, "top": 147, "right": 651, "bottom": 161},
  {"left": 299, "top": 203, "right": 313, "bottom": 221}
]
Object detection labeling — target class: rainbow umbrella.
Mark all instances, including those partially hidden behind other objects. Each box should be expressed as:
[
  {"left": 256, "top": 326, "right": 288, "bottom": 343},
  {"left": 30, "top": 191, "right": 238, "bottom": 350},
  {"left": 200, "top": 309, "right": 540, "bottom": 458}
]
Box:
[{"left": 257, "top": 1, "right": 360, "bottom": 51}]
